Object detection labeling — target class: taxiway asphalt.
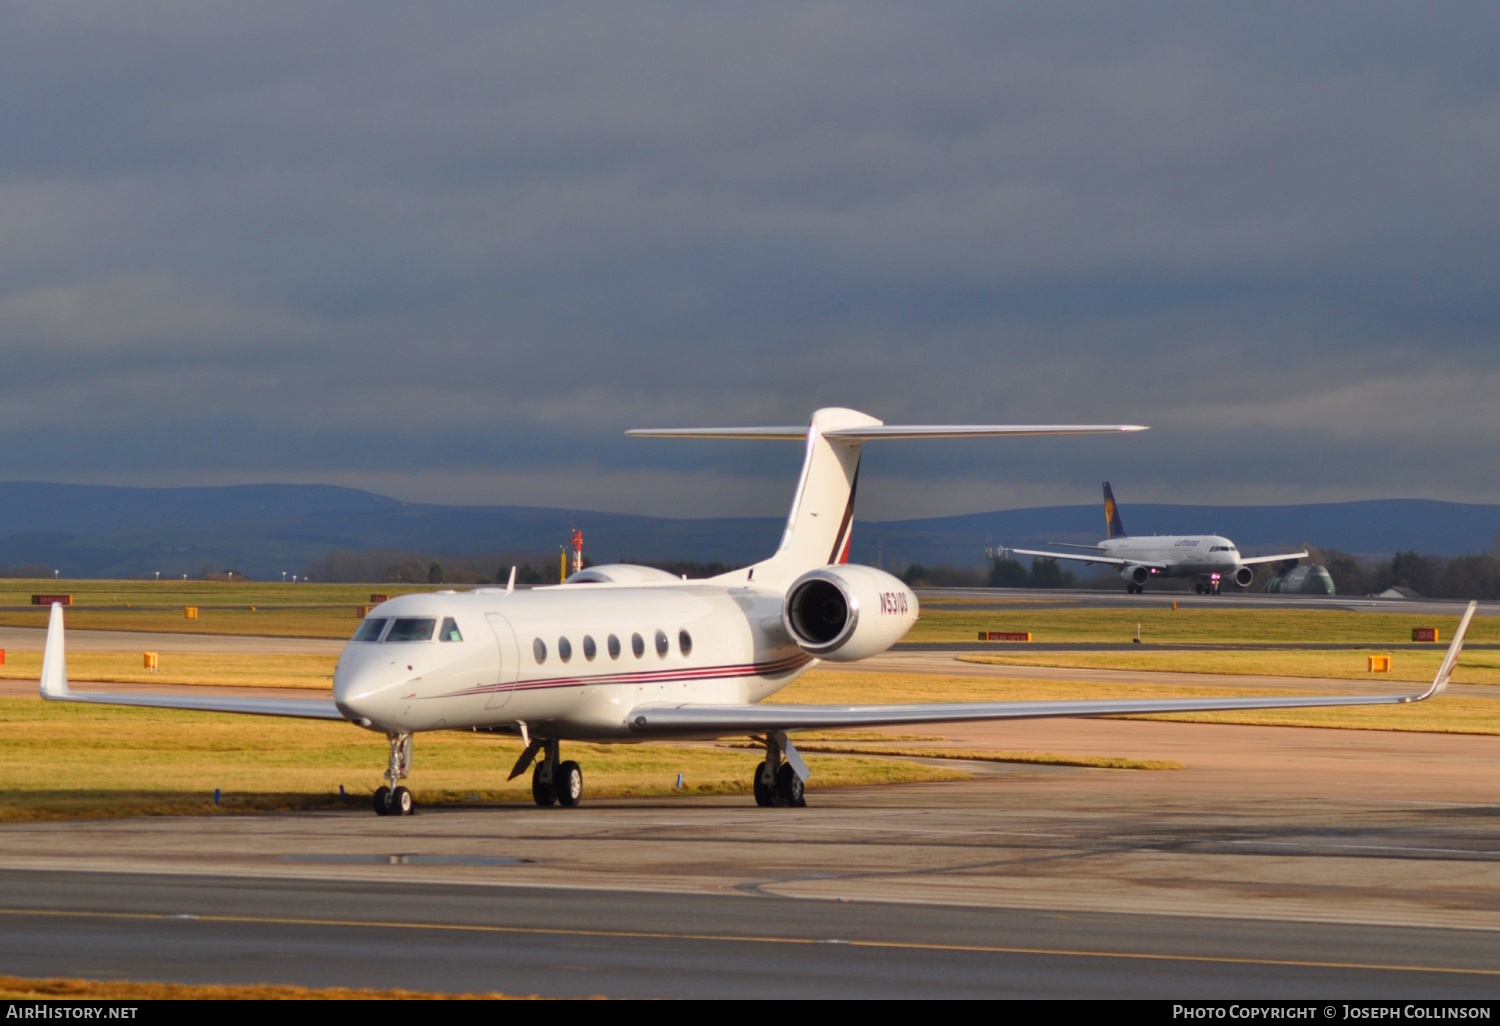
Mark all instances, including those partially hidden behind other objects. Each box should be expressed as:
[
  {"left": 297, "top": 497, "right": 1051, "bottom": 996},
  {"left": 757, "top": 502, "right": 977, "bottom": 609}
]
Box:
[{"left": 1, "top": 716, "right": 1498, "bottom": 997}]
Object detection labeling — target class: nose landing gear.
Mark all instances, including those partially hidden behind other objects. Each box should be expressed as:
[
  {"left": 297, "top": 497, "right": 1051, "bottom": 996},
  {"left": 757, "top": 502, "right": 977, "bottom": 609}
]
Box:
[{"left": 373, "top": 731, "right": 415, "bottom": 816}]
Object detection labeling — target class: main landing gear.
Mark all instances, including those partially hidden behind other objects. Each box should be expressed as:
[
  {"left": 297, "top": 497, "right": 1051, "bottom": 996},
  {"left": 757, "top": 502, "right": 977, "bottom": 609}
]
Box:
[
  {"left": 509, "top": 737, "right": 584, "bottom": 808},
  {"left": 751, "top": 732, "right": 807, "bottom": 808},
  {"left": 373, "top": 731, "right": 415, "bottom": 816}
]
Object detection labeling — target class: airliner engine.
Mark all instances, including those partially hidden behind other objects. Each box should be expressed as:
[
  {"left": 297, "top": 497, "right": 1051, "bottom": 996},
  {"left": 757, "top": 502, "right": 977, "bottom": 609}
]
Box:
[
  {"left": 782, "top": 566, "right": 919, "bottom": 661},
  {"left": 1120, "top": 565, "right": 1150, "bottom": 587},
  {"left": 1232, "top": 566, "right": 1255, "bottom": 588}
]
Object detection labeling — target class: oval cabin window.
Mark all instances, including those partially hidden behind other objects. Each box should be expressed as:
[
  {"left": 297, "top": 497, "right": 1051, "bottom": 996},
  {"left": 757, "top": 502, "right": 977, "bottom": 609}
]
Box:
[
  {"left": 679, "top": 630, "right": 693, "bottom": 657},
  {"left": 532, "top": 638, "right": 547, "bottom": 663}
]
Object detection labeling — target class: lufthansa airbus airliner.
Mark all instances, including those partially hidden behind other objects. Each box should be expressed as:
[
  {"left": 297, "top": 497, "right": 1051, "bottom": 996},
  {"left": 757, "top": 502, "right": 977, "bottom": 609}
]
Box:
[{"left": 1005, "top": 483, "right": 1309, "bottom": 594}]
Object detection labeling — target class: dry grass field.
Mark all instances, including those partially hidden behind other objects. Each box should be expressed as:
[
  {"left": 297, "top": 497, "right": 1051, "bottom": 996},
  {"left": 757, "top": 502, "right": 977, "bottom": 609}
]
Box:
[
  {"left": 961, "top": 648, "right": 1500, "bottom": 686},
  {"left": 0, "top": 974, "right": 530, "bottom": 1000},
  {"left": 0, "top": 698, "right": 966, "bottom": 821},
  {"left": 0, "top": 651, "right": 337, "bottom": 689},
  {"left": 782, "top": 667, "right": 1500, "bottom": 735}
]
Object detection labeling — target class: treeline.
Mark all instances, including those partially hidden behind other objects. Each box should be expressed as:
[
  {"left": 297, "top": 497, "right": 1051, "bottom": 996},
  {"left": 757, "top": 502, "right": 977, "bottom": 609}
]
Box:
[
  {"left": 1308, "top": 547, "right": 1500, "bottom": 599},
  {"left": 900, "top": 557, "right": 1078, "bottom": 589},
  {"left": 300, "top": 550, "right": 732, "bottom": 585},
  {"left": 301, "top": 549, "right": 575, "bottom": 585}
]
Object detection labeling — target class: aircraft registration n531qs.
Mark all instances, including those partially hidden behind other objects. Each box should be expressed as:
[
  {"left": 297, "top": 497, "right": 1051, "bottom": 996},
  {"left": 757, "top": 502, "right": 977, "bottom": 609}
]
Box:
[
  {"left": 39, "top": 408, "right": 1474, "bottom": 815},
  {"left": 1004, "top": 482, "right": 1309, "bottom": 595}
]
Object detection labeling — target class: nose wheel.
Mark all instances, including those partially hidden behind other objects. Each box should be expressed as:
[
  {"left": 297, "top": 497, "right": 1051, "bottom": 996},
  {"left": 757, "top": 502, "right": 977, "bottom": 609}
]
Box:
[{"left": 373, "top": 732, "right": 415, "bottom": 816}]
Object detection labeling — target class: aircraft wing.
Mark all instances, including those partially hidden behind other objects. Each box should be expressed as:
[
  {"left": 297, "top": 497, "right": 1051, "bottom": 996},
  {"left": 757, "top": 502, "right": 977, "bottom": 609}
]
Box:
[
  {"left": 38, "top": 604, "right": 345, "bottom": 721},
  {"left": 1002, "top": 546, "right": 1142, "bottom": 569},
  {"left": 1237, "top": 550, "right": 1311, "bottom": 566},
  {"left": 628, "top": 602, "right": 1475, "bottom": 737}
]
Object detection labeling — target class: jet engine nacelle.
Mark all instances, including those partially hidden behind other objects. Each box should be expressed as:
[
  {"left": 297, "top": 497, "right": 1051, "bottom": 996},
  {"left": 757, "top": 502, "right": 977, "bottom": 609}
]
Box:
[
  {"left": 1232, "top": 565, "right": 1254, "bottom": 588},
  {"left": 782, "top": 565, "right": 919, "bottom": 662},
  {"left": 1120, "top": 565, "right": 1150, "bottom": 586}
]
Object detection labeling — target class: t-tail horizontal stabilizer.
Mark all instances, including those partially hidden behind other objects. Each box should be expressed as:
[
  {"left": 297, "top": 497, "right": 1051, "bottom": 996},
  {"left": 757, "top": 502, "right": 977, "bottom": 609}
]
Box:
[
  {"left": 627, "top": 601, "right": 1478, "bottom": 736},
  {"left": 38, "top": 603, "right": 344, "bottom": 720},
  {"left": 629, "top": 408, "right": 1148, "bottom": 587}
]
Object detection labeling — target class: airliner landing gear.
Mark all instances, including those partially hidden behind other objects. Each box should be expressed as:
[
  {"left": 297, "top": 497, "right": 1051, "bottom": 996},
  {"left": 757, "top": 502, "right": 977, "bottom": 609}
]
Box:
[
  {"left": 523, "top": 739, "right": 584, "bottom": 808},
  {"left": 373, "top": 731, "right": 414, "bottom": 816},
  {"left": 750, "top": 732, "right": 806, "bottom": 808}
]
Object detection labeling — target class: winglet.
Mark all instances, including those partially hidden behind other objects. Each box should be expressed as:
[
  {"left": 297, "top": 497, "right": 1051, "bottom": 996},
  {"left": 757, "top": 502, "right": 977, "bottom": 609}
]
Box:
[
  {"left": 1416, "top": 600, "right": 1478, "bottom": 701},
  {"left": 39, "top": 602, "right": 70, "bottom": 701}
]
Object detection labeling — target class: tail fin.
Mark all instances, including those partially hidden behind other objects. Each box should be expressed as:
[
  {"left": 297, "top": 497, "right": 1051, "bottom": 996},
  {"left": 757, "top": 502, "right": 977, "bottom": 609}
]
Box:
[
  {"left": 629, "top": 409, "right": 1147, "bottom": 589},
  {"left": 1104, "top": 482, "right": 1127, "bottom": 539}
]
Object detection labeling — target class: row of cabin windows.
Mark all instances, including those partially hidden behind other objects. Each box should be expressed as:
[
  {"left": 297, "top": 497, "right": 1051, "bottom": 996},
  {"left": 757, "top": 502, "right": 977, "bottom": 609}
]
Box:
[{"left": 534, "top": 629, "right": 693, "bottom": 665}]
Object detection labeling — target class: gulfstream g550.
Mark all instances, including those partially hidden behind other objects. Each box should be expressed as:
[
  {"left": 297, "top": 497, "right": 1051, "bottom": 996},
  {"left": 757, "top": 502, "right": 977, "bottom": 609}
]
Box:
[{"left": 38, "top": 408, "right": 1474, "bottom": 814}]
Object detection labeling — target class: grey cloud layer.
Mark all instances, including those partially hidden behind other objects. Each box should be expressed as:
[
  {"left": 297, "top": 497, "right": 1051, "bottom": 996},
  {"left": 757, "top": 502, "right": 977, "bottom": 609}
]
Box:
[{"left": 1, "top": 2, "right": 1497, "bottom": 517}]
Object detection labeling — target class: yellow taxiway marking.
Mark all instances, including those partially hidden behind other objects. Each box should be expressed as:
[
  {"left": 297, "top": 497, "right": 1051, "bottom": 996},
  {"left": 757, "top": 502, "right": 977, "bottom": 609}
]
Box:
[{"left": 2, "top": 907, "right": 1497, "bottom": 977}]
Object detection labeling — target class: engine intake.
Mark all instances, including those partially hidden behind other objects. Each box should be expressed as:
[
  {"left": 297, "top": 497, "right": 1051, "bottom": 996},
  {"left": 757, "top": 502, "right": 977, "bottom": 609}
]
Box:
[
  {"left": 783, "top": 565, "right": 919, "bottom": 661},
  {"left": 1232, "top": 565, "right": 1254, "bottom": 588},
  {"left": 1121, "top": 565, "right": 1150, "bottom": 586}
]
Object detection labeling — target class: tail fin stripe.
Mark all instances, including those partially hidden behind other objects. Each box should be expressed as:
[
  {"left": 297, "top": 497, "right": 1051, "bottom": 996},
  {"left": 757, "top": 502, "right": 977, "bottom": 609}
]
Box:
[{"left": 828, "top": 460, "right": 861, "bottom": 564}]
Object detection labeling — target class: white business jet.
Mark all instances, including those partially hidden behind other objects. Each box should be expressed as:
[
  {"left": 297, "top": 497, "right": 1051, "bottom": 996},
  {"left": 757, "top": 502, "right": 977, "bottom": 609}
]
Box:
[
  {"left": 1005, "top": 482, "right": 1310, "bottom": 595},
  {"left": 38, "top": 409, "right": 1473, "bottom": 815}
]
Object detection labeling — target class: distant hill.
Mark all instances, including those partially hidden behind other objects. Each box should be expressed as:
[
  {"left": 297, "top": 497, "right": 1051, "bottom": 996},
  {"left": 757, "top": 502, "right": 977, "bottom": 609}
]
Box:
[{"left": 0, "top": 482, "right": 1495, "bottom": 580}]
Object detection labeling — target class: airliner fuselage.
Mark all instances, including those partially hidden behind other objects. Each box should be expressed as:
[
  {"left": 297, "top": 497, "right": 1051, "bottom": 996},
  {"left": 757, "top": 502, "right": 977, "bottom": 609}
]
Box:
[{"left": 335, "top": 582, "right": 810, "bottom": 739}]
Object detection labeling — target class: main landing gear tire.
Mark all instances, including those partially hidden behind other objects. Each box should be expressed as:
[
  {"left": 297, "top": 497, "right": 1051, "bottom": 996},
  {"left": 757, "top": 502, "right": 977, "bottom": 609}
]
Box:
[
  {"left": 753, "top": 768, "right": 775, "bottom": 807},
  {"left": 556, "top": 761, "right": 583, "bottom": 808},
  {"left": 373, "top": 785, "right": 414, "bottom": 816},
  {"left": 532, "top": 762, "right": 557, "bottom": 807},
  {"left": 776, "top": 763, "right": 806, "bottom": 808}
]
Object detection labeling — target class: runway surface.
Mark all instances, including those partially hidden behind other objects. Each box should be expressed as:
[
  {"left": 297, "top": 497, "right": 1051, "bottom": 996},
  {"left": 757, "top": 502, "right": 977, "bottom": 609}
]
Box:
[
  {"left": 920, "top": 587, "right": 1500, "bottom": 617},
  {"left": 4, "top": 869, "right": 1498, "bottom": 999},
  {"left": 2, "top": 716, "right": 1499, "bottom": 997}
]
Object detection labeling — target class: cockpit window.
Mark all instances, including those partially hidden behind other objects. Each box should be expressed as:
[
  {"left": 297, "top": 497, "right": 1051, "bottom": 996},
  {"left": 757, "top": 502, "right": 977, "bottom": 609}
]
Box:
[
  {"left": 385, "top": 618, "right": 436, "bottom": 642},
  {"left": 439, "top": 617, "right": 462, "bottom": 643},
  {"left": 353, "top": 618, "right": 387, "bottom": 642}
]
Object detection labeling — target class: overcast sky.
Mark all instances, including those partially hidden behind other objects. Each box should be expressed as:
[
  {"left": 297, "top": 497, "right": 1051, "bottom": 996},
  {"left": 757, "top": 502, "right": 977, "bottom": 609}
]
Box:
[{"left": 1, "top": 3, "right": 1497, "bottom": 519}]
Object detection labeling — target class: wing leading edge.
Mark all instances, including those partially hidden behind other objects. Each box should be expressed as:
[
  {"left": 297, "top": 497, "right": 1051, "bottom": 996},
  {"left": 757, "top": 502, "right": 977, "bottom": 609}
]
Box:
[
  {"left": 39, "top": 604, "right": 345, "bottom": 721},
  {"left": 628, "top": 602, "right": 1477, "bottom": 736},
  {"left": 1003, "top": 546, "right": 1139, "bottom": 569},
  {"left": 1238, "top": 550, "right": 1311, "bottom": 566}
]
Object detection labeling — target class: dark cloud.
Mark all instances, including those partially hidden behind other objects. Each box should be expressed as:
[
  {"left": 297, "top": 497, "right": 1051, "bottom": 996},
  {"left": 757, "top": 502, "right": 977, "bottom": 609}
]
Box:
[{"left": 1, "top": 2, "right": 1497, "bottom": 518}]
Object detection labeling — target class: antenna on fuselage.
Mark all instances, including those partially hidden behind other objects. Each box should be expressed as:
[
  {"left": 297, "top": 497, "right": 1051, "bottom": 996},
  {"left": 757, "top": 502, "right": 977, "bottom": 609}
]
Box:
[{"left": 506, "top": 566, "right": 517, "bottom": 594}]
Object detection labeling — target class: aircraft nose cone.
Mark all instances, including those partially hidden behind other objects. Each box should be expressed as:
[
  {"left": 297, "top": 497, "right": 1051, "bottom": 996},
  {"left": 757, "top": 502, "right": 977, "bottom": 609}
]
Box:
[{"left": 333, "top": 654, "right": 404, "bottom": 725}]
